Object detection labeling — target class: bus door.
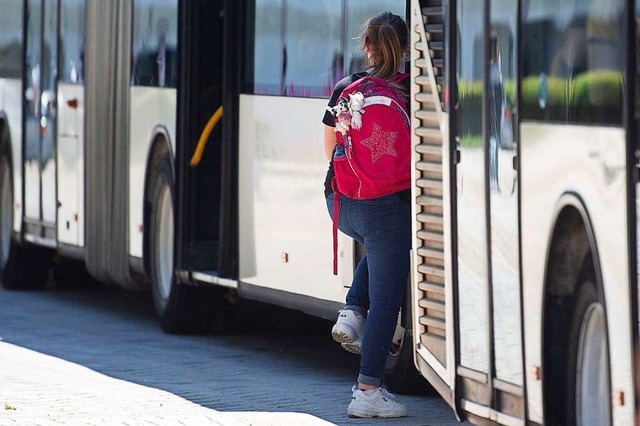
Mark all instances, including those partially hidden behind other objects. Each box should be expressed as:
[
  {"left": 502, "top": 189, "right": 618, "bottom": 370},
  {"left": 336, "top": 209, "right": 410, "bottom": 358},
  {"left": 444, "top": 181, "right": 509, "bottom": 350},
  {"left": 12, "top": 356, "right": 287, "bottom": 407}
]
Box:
[
  {"left": 24, "top": 0, "right": 59, "bottom": 244},
  {"left": 454, "top": 0, "right": 523, "bottom": 422},
  {"left": 56, "top": 0, "right": 85, "bottom": 247},
  {"left": 175, "top": 0, "right": 227, "bottom": 276}
]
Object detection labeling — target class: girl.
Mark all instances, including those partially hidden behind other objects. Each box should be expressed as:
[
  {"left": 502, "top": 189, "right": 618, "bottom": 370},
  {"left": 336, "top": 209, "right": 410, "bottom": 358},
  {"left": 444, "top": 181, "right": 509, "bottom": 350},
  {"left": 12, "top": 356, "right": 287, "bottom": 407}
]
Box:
[{"left": 322, "top": 12, "right": 411, "bottom": 419}]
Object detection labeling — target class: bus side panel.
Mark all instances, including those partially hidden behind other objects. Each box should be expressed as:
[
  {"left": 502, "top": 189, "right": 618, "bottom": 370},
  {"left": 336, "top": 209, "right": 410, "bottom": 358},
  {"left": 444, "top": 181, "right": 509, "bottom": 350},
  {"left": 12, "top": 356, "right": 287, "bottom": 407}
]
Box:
[
  {"left": 57, "top": 83, "right": 84, "bottom": 247},
  {"left": 129, "top": 86, "right": 177, "bottom": 259},
  {"left": 238, "top": 94, "right": 352, "bottom": 303},
  {"left": 520, "top": 123, "right": 633, "bottom": 424},
  {"left": 0, "top": 79, "right": 23, "bottom": 234}
]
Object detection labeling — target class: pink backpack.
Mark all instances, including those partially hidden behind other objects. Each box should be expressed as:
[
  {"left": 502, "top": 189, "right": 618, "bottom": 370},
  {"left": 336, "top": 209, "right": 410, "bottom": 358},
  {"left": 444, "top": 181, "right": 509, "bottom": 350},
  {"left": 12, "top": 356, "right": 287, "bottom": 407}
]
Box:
[{"left": 327, "top": 75, "right": 411, "bottom": 274}]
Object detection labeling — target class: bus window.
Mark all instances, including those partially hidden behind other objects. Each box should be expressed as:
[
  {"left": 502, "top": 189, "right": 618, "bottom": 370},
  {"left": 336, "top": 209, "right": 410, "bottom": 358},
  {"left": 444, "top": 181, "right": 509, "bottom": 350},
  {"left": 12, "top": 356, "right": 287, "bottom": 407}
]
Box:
[
  {"left": 60, "top": 0, "right": 86, "bottom": 83},
  {"left": 244, "top": 0, "right": 406, "bottom": 98},
  {"left": 283, "top": 0, "right": 341, "bottom": 97},
  {"left": 456, "top": 0, "right": 490, "bottom": 378},
  {"left": 522, "top": 0, "right": 624, "bottom": 125},
  {"left": 0, "top": 0, "right": 23, "bottom": 79},
  {"left": 131, "top": 0, "right": 178, "bottom": 88},
  {"left": 250, "top": 0, "right": 284, "bottom": 95}
]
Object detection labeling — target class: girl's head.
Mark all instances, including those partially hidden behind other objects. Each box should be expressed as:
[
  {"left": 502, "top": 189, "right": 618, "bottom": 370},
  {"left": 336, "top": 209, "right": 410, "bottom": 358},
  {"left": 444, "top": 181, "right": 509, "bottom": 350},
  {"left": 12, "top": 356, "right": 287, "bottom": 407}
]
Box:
[{"left": 359, "top": 12, "right": 409, "bottom": 80}]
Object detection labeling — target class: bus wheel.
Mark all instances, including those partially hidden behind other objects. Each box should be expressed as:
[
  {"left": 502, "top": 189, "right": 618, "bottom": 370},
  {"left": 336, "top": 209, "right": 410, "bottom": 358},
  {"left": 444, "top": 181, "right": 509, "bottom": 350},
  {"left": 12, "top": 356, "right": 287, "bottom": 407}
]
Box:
[
  {"left": 0, "top": 155, "right": 51, "bottom": 289},
  {"left": 566, "top": 277, "right": 611, "bottom": 426},
  {"left": 384, "top": 325, "right": 430, "bottom": 395},
  {"left": 149, "top": 155, "right": 218, "bottom": 333}
]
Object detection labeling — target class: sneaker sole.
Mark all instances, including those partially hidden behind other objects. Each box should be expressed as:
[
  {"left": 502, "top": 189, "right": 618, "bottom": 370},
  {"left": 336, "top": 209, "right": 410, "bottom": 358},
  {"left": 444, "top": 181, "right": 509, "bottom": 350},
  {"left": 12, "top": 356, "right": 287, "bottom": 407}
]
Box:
[
  {"left": 332, "top": 330, "right": 361, "bottom": 354},
  {"left": 347, "top": 410, "right": 407, "bottom": 418},
  {"left": 341, "top": 341, "right": 361, "bottom": 355}
]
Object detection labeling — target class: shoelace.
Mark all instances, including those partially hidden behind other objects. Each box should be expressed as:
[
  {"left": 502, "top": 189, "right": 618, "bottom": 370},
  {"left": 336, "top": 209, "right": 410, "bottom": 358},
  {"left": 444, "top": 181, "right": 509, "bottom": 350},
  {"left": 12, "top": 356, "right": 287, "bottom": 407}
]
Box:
[{"left": 379, "top": 388, "right": 396, "bottom": 400}]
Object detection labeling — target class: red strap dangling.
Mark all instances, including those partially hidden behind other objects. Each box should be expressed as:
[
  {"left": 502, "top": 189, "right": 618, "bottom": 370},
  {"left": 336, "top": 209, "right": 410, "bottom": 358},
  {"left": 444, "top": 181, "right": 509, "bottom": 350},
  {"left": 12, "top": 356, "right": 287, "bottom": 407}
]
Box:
[{"left": 331, "top": 178, "right": 340, "bottom": 275}]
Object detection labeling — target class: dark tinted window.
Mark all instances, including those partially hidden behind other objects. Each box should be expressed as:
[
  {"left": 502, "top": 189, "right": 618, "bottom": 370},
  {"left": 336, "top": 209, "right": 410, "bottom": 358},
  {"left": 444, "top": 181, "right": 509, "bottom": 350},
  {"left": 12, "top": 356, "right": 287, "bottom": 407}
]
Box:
[
  {"left": 0, "top": 0, "right": 24, "bottom": 79},
  {"left": 522, "top": 0, "right": 625, "bottom": 125},
  {"left": 132, "top": 0, "right": 178, "bottom": 88},
  {"left": 244, "top": 0, "right": 405, "bottom": 98},
  {"left": 60, "top": 0, "right": 85, "bottom": 83}
]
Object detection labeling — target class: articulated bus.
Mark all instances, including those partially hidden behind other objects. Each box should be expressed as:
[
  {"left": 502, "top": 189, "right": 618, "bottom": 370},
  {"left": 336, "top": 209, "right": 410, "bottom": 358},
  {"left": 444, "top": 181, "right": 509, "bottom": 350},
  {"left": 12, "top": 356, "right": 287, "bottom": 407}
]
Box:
[
  {"left": 3, "top": 0, "right": 640, "bottom": 424},
  {"left": 0, "top": 0, "right": 426, "bottom": 393},
  {"left": 409, "top": 0, "right": 640, "bottom": 424}
]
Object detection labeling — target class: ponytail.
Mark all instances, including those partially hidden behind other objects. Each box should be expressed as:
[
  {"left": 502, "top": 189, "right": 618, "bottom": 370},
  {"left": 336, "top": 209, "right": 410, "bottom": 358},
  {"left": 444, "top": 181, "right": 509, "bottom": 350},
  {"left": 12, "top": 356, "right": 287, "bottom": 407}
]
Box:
[{"left": 360, "top": 12, "right": 409, "bottom": 87}]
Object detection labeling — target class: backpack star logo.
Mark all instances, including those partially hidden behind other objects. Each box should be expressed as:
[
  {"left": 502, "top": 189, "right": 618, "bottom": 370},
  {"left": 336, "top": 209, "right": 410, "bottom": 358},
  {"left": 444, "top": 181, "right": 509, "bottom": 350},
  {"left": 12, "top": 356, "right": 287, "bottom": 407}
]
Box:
[{"left": 360, "top": 124, "right": 398, "bottom": 162}]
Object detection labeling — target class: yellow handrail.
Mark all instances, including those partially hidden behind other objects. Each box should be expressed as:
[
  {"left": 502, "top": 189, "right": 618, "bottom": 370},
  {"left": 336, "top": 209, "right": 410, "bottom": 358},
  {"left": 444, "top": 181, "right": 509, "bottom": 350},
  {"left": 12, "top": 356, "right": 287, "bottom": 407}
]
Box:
[{"left": 190, "top": 105, "right": 224, "bottom": 167}]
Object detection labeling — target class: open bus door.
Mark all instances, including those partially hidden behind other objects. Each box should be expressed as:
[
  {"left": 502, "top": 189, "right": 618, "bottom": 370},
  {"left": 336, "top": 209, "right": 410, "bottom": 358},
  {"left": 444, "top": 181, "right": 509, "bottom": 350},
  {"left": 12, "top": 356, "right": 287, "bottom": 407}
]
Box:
[
  {"left": 411, "top": 0, "right": 524, "bottom": 423},
  {"left": 409, "top": 0, "right": 457, "bottom": 410},
  {"left": 450, "top": 0, "right": 524, "bottom": 423},
  {"left": 175, "top": 0, "right": 238, "bottom": 281}
]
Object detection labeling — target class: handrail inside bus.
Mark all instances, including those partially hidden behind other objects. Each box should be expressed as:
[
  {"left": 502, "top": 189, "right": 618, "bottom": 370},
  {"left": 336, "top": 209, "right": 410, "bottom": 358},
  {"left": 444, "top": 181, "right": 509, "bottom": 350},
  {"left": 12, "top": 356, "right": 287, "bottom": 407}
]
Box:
[{"left": 190, "top": 105, "right": 224, "bottom": 167}]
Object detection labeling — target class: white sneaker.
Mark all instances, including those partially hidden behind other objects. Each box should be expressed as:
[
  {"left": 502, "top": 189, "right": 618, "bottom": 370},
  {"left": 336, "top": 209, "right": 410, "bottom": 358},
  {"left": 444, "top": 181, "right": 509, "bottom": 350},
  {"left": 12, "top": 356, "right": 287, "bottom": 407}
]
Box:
[
  {"left": 347, "top": 386, "right": 408, "bottom": 418},
  {"left": 331, "top": 309, "right": 365, "bottom": 354}
]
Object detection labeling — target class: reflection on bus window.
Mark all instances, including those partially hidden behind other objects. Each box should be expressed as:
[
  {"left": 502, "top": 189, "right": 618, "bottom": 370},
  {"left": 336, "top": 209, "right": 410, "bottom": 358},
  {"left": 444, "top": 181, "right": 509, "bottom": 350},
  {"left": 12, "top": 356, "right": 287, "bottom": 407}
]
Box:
[
  {"left": 131, "top": 0, "right": 178, "bottom": 88},
  {"left": 283, "top": 0, "right": 341, "bottom": 97},
  {"left": 244, "top": 0, "right": 405, "bottom": 98},
  {"left": 252, "top": 0, "right": 284, "bottom": 95},
  {"left": 60, "top": 0, "right": 85, "bottom": 83},
  {"left": 0, "top": 0, "right": 23, "bottom": 79},
  {"left": 522, "top": 0, "right": 624, "bottom": 125}
]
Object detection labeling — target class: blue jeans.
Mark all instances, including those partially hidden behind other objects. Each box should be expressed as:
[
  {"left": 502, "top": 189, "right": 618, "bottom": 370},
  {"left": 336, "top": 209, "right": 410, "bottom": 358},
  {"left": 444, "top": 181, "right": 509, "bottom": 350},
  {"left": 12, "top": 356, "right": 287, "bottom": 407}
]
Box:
[{"left": 326, "top": 192, "right": 411, "bottom": 386}]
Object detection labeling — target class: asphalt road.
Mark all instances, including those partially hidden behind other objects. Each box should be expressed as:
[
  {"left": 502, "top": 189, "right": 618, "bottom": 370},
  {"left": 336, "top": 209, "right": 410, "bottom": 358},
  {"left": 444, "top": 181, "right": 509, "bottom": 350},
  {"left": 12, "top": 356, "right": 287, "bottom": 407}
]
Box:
[{"left": 0, "top": 281, "right": 463, "bottom": 426}]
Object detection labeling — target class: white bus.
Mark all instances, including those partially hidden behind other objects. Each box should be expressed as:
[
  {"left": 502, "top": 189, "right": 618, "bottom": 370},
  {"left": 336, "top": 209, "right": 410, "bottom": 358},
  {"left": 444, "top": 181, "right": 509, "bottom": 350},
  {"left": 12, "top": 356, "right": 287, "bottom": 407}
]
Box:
[
  {"left": 409, "top": 0, "right": 639, "bottom": 424},
  {"left": 0, "top": 0, "right": 428, "bottom": 393}
]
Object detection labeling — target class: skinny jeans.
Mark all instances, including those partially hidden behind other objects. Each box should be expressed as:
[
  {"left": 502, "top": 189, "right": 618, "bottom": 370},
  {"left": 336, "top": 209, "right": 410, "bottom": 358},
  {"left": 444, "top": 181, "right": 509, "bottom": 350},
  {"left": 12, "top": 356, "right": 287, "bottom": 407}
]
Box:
[{"left": 326, "top": 192, "right": 411, "bottom": 386}]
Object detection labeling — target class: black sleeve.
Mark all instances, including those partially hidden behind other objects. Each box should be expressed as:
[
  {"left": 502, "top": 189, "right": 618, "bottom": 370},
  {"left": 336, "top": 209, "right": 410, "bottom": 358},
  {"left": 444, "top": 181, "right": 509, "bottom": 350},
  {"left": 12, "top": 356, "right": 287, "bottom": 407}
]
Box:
[
  {"left": 322, "top": 87, "right": 342, "bottom": 127},
  {"left": 322, "top": 73, "right": 366, "bottom": 127}
]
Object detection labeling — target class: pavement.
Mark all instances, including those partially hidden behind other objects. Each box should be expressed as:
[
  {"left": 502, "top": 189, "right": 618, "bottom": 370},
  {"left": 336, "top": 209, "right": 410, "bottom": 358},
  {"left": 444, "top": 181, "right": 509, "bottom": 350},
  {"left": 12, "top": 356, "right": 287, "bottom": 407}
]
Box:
[{"left": 0, "top": 341, "right": 334, "bottom": 426}]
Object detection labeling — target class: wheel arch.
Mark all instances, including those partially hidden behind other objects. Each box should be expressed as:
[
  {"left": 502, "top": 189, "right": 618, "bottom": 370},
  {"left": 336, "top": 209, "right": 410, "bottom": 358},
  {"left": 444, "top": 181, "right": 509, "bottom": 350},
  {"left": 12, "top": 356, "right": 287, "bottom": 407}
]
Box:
[
  {"left": 142, "top": 126, "right": 175, "bottom": 277},
  {"left": 541, "top": 191, "right": 607, "bottom": 424}
]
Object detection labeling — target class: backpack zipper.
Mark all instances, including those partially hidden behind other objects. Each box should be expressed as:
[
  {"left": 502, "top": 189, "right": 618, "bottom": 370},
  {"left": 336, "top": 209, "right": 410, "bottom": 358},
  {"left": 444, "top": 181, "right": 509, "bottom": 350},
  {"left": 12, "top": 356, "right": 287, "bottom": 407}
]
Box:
[{"left": 345, "top": 135, "right": 363, "bottom": 198}]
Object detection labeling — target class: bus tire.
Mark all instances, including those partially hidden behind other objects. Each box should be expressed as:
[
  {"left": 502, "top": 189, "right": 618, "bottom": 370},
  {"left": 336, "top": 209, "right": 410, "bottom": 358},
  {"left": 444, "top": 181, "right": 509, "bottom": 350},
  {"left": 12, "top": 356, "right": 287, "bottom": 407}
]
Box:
[
  {"left": 0, "top": 154, "right": 51, "bottom": 289},
  {"left": 565, "top": 264, "right": 611, "bottom": 426},
  {"left": 384, "top": 326, "right": 430, "bottom": 395},
  {"left": 148, "top": 155, "right": 218, "bottom": 333}
]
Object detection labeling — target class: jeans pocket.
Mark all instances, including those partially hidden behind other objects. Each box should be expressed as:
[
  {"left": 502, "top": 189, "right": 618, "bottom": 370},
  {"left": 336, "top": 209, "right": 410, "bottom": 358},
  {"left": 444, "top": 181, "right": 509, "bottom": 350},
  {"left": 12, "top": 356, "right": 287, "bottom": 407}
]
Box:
[
  {"left": 357, "top": 195, "right": 399, "bottom": 235},
  {"left": 326, "top": 193, "right": 334, "bottom": 219}
]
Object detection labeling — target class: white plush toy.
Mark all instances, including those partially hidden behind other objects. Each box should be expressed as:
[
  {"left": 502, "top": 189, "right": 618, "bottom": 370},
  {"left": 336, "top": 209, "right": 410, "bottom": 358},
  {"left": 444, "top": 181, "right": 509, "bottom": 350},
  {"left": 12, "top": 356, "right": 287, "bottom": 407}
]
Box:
[
  {"left": 327, "top": 92, "right": 366, "bottom": 135},
  {"left": 348, "top": 92, "right": 365, "bottom": 130}
]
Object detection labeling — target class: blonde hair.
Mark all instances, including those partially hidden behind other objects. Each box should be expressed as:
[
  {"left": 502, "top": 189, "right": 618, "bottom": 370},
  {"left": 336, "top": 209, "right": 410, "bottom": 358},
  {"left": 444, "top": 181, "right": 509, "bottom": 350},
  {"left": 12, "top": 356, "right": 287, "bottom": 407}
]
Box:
[{"left": 359, "top": 12, "right": 409, "bottom": 81}]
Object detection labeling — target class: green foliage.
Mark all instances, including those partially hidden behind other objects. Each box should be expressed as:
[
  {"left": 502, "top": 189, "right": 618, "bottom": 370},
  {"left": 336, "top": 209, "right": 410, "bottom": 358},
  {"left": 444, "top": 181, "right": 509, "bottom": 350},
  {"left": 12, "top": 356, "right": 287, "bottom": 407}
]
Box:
[{"left": 456, "top": 71, "right": 623, "bottom": 124}]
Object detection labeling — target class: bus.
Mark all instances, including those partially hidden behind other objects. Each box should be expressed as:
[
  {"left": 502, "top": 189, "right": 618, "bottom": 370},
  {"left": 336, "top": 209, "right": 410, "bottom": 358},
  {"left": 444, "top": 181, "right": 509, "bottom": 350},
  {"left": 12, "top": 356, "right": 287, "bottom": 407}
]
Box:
[
  {"left": 0, "top": 0, "right": 428, "bottom": 393},
  {"left": 409, "top": 0, "right": 639, "bottom": 424}
]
